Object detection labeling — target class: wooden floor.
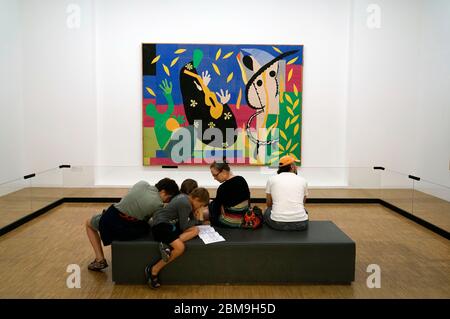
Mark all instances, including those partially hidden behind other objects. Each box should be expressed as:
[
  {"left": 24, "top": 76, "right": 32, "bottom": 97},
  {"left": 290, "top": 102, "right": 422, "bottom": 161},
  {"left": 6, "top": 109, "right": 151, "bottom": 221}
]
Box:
[{"left": 0, "top": 202, "right": 449, "bottom": 298}]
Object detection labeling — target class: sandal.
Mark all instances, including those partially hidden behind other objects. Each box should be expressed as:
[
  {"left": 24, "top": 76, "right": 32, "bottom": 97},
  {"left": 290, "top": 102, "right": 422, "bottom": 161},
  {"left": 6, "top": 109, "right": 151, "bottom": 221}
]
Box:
[
  {"left": 145, "top": 263, "right": 161, "bottom": 288},
  {"left": 88, "top": 259, "right": 108, "bottom": 271}
]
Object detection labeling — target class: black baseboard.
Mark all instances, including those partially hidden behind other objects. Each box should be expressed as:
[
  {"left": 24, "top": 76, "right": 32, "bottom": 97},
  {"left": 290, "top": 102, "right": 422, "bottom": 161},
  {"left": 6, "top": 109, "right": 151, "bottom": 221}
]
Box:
[
  {"left": 0, "top": 197, "right": 448, "bottom": 240},
  {"left": 306, "top": 198, "right": 380, "bottom": 204},
  {"left": 220, "top": 198, "right": 380, "bottom": 204},
  {"left": 378, "top": 200, "right": 449, "bottom": 240},
  {"left": 0, "top": 199, "right": 64, "bottom": 237},
  {"left": 64, "top": 197, "right": 121, "bottom": 203}
]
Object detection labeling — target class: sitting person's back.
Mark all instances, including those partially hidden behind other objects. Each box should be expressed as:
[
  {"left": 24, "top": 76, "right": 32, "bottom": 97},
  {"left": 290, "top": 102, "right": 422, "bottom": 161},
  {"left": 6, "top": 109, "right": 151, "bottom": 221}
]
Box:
[
  {"left": 114, "top": 180, "right": 163, "bottom": 222},
  {"left": 265, "top": 155, "right": 309, "bottom": 231},
  {"left": 85, "top": 178, "right": 179, "bottom": 272},
  {"left": 207, "top": 161, "right": 251, "bottom": 228},
  {"left": 152, "top": 193, "right": 197, "bottom": 231},
  {"left": 268, "top": 172, "right": 308, "bottom": 222}
]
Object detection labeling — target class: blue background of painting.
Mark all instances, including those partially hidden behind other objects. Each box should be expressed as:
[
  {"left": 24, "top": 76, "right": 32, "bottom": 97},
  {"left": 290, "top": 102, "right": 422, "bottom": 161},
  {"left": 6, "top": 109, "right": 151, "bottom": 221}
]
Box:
[{"left": 143, "top": 44, "right": 303, "bottom": 106}]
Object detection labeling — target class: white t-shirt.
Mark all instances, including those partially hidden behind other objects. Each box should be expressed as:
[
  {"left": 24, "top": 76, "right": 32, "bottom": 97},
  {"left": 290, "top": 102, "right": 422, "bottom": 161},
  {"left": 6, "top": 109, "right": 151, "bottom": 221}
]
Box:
[{"left": 266, "top": 172, "right": 309, "bottom": 222}]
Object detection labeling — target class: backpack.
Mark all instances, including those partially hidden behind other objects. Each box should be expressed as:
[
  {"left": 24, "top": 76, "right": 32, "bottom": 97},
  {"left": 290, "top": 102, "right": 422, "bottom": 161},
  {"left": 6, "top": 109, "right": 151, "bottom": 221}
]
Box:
[{"left": 241, "top": 206, "right": 263, "bottom": 229}]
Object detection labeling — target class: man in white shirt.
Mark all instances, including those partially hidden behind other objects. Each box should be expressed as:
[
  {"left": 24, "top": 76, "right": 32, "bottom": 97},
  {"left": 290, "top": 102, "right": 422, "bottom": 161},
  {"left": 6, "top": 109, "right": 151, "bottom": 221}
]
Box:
[{"left": 265, "top": 155, "right": 309, "bottom": 231}]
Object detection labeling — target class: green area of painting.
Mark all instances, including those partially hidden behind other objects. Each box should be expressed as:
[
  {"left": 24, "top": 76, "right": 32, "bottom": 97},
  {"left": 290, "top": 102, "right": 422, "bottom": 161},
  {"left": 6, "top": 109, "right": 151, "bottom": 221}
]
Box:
[
  {"left": 143, "top": 91, "right": 302, "bottom": 165},
  {"left": 143, "top": 127, "right": 159, "bottom": 158},
  {"left": 273, "top": 91, "right": 302, "bottom": 163}
]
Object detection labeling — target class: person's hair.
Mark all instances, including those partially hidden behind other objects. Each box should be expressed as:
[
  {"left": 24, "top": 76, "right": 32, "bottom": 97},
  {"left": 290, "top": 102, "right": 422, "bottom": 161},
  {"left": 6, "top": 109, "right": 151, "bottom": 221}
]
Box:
[
  {"left": 180, "top": 179, "right": 198, "bottom": 195},
  {"left": 209, "top": 161, "right": 230, "bottom": 173},
  {"left": 277, "top": 164, "right": 293, "bottom": 174},
  {"left": 189, "top": 187, "right": 210, "bottom": 205},
  {"left": 155, "top": 178, "right": 180, "bottom": 198}
]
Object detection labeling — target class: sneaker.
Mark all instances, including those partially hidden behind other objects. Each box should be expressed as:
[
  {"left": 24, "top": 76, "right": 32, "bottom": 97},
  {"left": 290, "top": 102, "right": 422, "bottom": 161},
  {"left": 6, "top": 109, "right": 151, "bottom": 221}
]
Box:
[
  {"left": 144, "top": 263, "right": 160, "bottom": 289},
  {"left": 88, "top": 259, "right": 108, "bottom": 271},
  {"left": 159, "top": 242, "right": 171, "bottom": 262}
]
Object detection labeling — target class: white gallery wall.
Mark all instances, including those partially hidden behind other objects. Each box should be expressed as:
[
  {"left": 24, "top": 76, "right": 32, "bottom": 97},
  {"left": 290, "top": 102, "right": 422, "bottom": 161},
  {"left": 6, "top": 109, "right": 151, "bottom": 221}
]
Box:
[
  {"left": 0, "top": 0, "right": 24, "bottom": 183},
  {"left": 414, "top": 0, "right": 450, "bottom": 188},
  {"left": 0, "top": 0, "right": 448, "bottom": 190},
  {"left": 11, "top": 0, "right": 97, "bottom": 178},
  {"left": 93, "top": 0, "right": 351, "bottom": 187},
  {"left": 347, "top": 0, "right": 450, "bottom": 189}
]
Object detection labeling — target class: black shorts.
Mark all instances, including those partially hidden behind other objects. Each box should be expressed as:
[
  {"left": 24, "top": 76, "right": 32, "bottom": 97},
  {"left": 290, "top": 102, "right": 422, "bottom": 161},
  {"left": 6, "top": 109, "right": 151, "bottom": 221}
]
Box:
[
  {"left": 98, "top": 205, "right": 150, "bottom": 246},
  {"left": 152, "top": 223, "right": 181, "bottom": 245}
]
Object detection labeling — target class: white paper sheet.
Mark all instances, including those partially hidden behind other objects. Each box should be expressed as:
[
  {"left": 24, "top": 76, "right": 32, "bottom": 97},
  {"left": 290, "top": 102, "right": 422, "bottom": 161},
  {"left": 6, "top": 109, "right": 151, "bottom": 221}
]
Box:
[{"left": 197, "top": 225, "right": 225, "bottom": 244}]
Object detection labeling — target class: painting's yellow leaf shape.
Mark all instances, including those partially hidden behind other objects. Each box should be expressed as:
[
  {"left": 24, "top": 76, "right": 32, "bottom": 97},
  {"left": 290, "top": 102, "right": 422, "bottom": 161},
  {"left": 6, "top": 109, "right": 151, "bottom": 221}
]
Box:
[
  {"left": 294, "top": 123, "right": 300, "bottom": 135},
  {"left": 151, "top": 55, "right": 160, "bottom": 64},
  {"left": 212, "top": 63, "right": 220, "bottom": 75},
  {"left": 284, "top": 118, "right": 291, "bottom": 130},
  {"left": 272, "top": 46, "right": 282, "bottom": 54},
  {"left": 288, "top": 69, "right": 293, "bottom": 82},
  {"left": 286, "top": 140, "right": 292, "bottom": 151},
  {"left": 287, "top": 56, "right": 299, "bottom": 65},
  {"left": 226, "top": 72, "right": 234, "bottom": 83},
  {"left": 285, "top": 94, "right": 293, "bottom": 105},
  {"left": 170, "top": 57, "right": 179, "bottom": 67},
  {"left": 163, "top": 64, "right": 170, "bottom": 76},
  {"left": 287, "top": 106, "right": 294, "bottom": 117},
  {"left": 145, "top": 87, "right": 156, "bottom": 97},
  {"left": 236, "top": 88, "right": 242, "bottom": 109},
  {"left": 215, "top": 48, "right": 222, "bottom": 60},
  {"left": 222, "top": 51, "right": 234, "bottom": 59}
]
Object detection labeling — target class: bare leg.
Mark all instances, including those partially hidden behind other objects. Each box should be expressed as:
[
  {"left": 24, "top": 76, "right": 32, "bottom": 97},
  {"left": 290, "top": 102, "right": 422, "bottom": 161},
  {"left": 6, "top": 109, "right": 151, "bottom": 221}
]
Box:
[
  {"left": 152, "top": 227, "right": 199, "bottom": 275},
  {"left": 85, "top": 219, "right": 105, "bottom": 261},
  {"left": 179, "top": 226, "right": 200, "bottom": 242},
  {"left": 151, "top": 239, "right": 185, "bottom": 276}
]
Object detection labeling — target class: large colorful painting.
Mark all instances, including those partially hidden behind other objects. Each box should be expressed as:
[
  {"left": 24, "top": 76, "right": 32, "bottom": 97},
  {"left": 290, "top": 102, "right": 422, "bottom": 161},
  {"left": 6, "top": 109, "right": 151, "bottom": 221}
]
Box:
[{"left": 142, "top": 43, "right": 303, "bottom": 166}]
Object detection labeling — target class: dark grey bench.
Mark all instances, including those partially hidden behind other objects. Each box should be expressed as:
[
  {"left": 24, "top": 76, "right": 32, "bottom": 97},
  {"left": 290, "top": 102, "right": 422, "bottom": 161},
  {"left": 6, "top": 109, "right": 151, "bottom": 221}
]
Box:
[{"left": 112, "top": 221, "right": 355, "bottom": 284}]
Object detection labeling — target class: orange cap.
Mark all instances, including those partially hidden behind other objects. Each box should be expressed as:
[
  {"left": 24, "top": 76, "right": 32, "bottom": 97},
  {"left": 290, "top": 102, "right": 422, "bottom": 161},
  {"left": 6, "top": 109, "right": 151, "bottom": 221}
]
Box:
[{"left": 279, "top": 155, "right": 300, "bottom": 167}]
